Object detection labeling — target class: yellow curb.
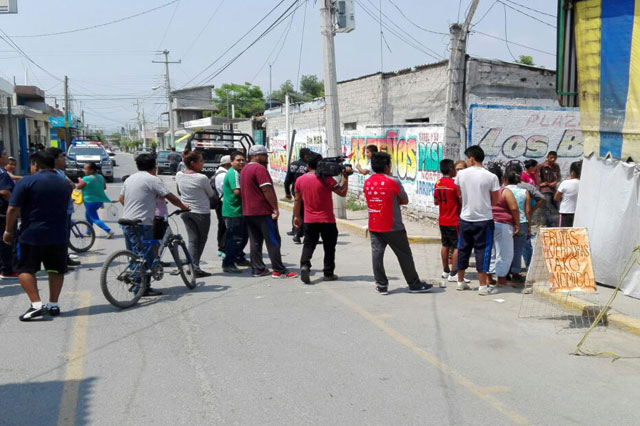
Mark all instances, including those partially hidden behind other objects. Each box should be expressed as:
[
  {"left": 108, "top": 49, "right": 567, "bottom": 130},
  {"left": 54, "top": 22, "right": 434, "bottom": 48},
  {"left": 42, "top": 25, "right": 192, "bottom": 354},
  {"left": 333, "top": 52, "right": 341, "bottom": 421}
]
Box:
[
  {"left": 278, "top": 201, "right": 439, "bottom": 244},
  {"left": 532, "top": 286, "right": 640, "bottom": 336}
]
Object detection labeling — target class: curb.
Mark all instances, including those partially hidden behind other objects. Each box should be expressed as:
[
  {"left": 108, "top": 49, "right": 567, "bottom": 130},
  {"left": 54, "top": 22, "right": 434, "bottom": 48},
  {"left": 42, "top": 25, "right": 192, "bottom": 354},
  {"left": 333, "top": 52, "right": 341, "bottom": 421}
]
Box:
[
  {"left": 278, "top": 201, "right": 439, "bottom": 244},
  {"left": 532, "top": 286, "right": 640, "bottom": 337}
]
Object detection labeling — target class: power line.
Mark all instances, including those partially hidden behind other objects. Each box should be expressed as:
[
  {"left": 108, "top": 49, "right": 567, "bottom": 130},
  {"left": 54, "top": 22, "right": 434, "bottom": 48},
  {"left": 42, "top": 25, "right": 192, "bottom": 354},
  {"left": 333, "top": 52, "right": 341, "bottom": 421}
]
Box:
[
  {"left": 470, "top": 30, "right": 555, "bottom": 56},
  {"left": 471, "top": 0, "right": 498, "bottom": 27},
  {"left": 502, "top": 3, "right": 517, "bottom": 61},
  {"left": 11, "top": 0, "right": 179, "bottom": 38},
  {"left": 502, "top": 0, "right": 555, "bottom": 18},
  {"left": 182, "top": 0, "right": 290, "bottom": 88},
  {"left": 156, "top": 0, "right": 182, "bottom": 50},
  {"left": 295, "top": 0, "right": 309, "bottom": 91},
  {"left": 386, "top": 0, "right": 448, "bottom": 36},
  {"left": 497, "top": 0, "right": 556, "bottom": 28},
  {"left": 0, "top": 27, "right": 63, "bottom": 82},
  {"left": 181, "top": 0, "right": 226, "bottom": 60},
  {"left": 457, "top": 0, "right": 463, "bottom": 22}
]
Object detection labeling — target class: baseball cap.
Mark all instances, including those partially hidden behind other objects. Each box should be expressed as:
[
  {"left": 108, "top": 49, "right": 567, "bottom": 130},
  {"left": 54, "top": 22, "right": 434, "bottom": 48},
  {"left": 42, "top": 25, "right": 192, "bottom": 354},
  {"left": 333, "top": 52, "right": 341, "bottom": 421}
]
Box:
[
  {"left": 248, "top": 145, "right": 272, "bottom": 156},
  {"left": 219, "top": 155, "right": 231, "bottom": 166}
]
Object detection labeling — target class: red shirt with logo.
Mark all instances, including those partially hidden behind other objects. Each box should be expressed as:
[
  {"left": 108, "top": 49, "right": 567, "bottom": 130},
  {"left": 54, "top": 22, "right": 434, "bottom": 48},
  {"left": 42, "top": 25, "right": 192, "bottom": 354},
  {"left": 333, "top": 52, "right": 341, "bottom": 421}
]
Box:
[
  {"left": 434, "top": 177, "right": 460, "bottom": 226},
  {"left": 294, "top": 173, "right": 338, "bottom": 223},
  {"left": 364, "top": 173, "right": 407, "bottom": 233},
  {"left": 240, "top": 162, "right": 275, "bottom": 216}
]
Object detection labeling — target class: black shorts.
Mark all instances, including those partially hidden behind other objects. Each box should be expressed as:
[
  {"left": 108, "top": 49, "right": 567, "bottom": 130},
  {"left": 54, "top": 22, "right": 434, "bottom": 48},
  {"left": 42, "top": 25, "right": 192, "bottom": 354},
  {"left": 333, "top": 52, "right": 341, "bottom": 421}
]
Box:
[
  {"left": 439, "top": 225, "right": 459, "bottom": 248},
  {"left": 16, "top": 243, "right": 68, "bottom": 275},
  {"left": 153, "top": 216, "right": 168, "bottom": 240}
]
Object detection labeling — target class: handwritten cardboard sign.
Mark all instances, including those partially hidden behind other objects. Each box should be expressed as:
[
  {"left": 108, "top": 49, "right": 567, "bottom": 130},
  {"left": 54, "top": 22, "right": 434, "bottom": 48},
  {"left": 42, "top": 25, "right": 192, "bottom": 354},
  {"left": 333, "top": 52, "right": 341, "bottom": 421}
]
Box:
[{"left": 540, "top": 228, "right": 596, "bottom": 293}]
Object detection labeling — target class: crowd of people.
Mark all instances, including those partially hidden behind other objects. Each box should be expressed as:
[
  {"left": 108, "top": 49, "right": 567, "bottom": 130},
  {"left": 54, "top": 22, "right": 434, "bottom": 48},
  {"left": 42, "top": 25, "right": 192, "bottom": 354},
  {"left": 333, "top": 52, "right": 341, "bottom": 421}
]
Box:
[{"left": 6, "top": 141, "right": 583, "bottom": 321}]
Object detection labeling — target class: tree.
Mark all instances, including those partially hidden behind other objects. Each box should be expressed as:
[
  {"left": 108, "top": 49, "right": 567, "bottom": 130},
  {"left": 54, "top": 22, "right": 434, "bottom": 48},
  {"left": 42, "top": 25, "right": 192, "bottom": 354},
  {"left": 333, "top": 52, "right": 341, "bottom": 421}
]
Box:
[
  {"left": 515, "top": 55, "right": 535, "bottom": 66},
  {"left": 270, "top": 80, "right": 297, "bottom": 103},
  {"left": 213, "top": 82, "right": 265, "bottom": 118},
  {"left": 300, "top": 75, "right": 324, "bottom": 99}
]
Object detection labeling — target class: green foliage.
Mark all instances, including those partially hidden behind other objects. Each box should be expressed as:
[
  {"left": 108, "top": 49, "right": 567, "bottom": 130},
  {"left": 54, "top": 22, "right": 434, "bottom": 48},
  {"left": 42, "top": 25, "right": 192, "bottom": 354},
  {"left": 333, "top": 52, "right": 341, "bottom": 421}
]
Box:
[
  {"left": 149, "top": 140, "right": 158, "bottom": 150},
  {"left": 515, "top": 55, "right": 535, "bottom": 66},
  {"left": 346, "top": 196, "right": 366, "bottom": 211},
  {"left": 213, "top": 82, "right": 265, "bottom": 118},
  {"left": 300, "top": 75, "right": 324, "bottom": 99},
  {"left": 270, "top": 80, "right": 296, "bottom": 103}
]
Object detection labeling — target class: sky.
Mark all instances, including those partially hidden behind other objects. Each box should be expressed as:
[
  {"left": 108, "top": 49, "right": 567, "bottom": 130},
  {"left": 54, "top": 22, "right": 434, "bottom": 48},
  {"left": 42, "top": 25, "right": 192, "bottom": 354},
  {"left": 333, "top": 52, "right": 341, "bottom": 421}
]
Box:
[{"left": 0, "top": 0, "right": 558, "bottom": 132}]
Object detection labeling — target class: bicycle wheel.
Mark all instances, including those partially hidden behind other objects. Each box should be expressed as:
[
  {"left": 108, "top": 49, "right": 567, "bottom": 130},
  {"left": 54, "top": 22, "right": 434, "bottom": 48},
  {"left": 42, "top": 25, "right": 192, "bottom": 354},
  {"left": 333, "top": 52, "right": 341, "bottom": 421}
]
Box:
[
  {"left": 100, "top": 250, "right": 148, "bottom": 308},
  {"left": 171, "top": 242, "right": 196, "bottom": 289},
  {"left": 69, "top": 220, "right": 96, "bottom": 253}
]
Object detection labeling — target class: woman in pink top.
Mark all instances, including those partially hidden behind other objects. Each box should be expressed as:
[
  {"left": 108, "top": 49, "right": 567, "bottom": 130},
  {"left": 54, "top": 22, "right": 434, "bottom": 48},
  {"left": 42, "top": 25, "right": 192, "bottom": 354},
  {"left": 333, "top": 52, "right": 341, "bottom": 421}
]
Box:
[
  {"left": 487, "top": 164, "right": 520, "bottom": 287},
  {"left": 520, "top": 159, "right": 538, "bottom": 185}
]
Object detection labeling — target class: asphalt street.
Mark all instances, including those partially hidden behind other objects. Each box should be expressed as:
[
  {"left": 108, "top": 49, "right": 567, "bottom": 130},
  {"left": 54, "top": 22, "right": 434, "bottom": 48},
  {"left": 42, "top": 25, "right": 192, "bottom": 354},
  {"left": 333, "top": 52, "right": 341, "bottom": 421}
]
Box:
[{"left": 1, "top": 152, "right": 639, "bottom": 426}]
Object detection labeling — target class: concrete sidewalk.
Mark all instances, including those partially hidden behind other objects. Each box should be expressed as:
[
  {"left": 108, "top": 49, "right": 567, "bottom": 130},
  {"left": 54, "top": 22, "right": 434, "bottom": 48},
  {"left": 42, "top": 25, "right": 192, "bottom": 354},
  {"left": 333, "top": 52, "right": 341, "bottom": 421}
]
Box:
[{"left": 273, "top": 182, "right": 640, "bottom": 338}]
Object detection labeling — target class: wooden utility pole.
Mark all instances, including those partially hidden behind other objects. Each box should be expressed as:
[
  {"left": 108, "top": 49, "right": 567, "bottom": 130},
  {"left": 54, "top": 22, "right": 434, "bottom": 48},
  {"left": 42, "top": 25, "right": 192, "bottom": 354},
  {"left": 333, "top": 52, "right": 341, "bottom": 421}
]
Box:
[
  {"left": 444, "top": 0, "right": 479, "bottom": 160},
  {"left": 153, "top": 50, "right": 180, "bottom": 149}
]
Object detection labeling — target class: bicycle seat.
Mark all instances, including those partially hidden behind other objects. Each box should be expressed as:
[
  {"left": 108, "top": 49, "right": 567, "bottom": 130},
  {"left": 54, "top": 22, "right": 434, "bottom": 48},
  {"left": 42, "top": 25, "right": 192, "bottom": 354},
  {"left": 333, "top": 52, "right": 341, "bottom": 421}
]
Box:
[{"left": 118, "top": 218, "right": 142, "bottom": 226}]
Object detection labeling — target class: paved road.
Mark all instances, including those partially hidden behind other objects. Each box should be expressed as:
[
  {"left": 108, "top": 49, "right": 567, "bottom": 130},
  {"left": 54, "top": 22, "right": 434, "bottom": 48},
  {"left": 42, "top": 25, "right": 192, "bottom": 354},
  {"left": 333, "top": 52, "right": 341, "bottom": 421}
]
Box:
[{"left": 1, "top": 153, "right": 639, "bottom": 426}]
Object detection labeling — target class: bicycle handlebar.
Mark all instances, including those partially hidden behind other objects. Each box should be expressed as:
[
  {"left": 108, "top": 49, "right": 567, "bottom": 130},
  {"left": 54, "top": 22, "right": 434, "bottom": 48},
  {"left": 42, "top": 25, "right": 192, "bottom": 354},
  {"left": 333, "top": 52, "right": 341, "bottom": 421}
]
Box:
[{"left": 168, "top": 209, "right": 190, "bottom": 218}]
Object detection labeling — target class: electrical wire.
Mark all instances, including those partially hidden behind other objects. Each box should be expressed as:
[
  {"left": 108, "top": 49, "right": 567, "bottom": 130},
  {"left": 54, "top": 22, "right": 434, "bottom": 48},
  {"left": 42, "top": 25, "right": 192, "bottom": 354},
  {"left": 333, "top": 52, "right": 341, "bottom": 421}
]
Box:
[
  {"left": 497, "top": 0, "right": 556, "bottom": 28},
  {"left": 157, "top": 0, "right": 182, "bottom": 50},
  {"left": 295, "top": 0, "right": 309, "bottom": 91},
  {"left": 181, "top": 0, "right": 226, "bottom": 60},
  {"left": 11, "top": 0, "right": 179, "bottom": 38},
  {"left": 470, "top": 30, "right": 555, "bottom": 56},
  {"left": 502, "top": 3, "right": 518, "bottom": 61},
  {"left": 0, "top": 27, "right": 63, "bottom": 82},
  {"left": 385, "top": 0, "right": 448, "bottom": 36},
  {"left": 471, "top": 0, "right": 498, "bottom": 27},
  {"left": 181, "top": 0, "right": 290, "bottom": 88},
  {"left": 457, "top": 0, "right": 464, "bottom": 22},
  {"left": 502, "top": 0, "right": 555, "bottom": 18}
]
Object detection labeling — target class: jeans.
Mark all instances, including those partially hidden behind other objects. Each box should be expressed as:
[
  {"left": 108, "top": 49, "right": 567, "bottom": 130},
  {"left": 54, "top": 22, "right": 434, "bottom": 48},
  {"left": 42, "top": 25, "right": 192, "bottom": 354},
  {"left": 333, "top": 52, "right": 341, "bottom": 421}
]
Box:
[
  {"left": 181, "top": 212, "right": 211, "bottom": 269},
  {"left": 121, "top": 224, "right": 154, "bottom": 282},
  {"left": 300, "top": 222, "right": 338, "bottom": 276},
  {"left": 370, "top": 230, "right": 421, "bottom": 289},
  {"left": 510, "top": 222, "right": 528, "bottom": 274},
  {"left": 542, "top": 192, "right": 558, "bottom": 227},
  {"left": 84, "top": 202, "right": 111, "bottom": 233},
  {"left": 223, "top": 216, "right": 248, "bottom": 267},
  {"left": 245, "top": 215, "right": 286, "bottom": 274},
  {"left": 489, "top": 222, "right": 514, "bottom": 277},
  {"left": 523, "top": 232, "right": 534, "bottom": 269},
  {"left": 215, "top": 205, "right": 226, "bottom": 253},
  {"left": 0, "top": 215, "right": 15, "bottom": 275},
  {"left": 291, "top": 199, "right": 304, "bottom": 239}
]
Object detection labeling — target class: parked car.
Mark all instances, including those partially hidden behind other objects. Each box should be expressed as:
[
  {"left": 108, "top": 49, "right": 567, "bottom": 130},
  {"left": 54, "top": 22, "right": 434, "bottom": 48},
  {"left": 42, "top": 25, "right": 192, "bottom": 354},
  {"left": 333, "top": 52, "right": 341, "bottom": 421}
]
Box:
[
  {"left": 156, "top": 150, "right": 172, "bottom": 175},
  {"left": 65, "top": 143, "right": 114, "bottom": 183},
  {"left": 185, "top": 130, "right": 255, "bottom": 178}
]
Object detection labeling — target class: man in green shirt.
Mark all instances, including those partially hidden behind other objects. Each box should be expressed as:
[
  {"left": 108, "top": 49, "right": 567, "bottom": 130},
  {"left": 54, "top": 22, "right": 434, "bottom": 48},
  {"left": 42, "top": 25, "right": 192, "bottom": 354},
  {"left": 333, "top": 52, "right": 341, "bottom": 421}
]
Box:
[{"left": 221, "top": 151, "right": 249, "bottom": 273}]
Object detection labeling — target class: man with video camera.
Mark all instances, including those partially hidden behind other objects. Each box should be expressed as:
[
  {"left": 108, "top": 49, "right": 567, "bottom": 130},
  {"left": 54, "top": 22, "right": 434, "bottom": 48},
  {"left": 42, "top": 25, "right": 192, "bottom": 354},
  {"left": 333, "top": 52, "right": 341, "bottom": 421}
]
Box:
[{"left": 293, "top": 153, "right": 350, "bottom": 284}]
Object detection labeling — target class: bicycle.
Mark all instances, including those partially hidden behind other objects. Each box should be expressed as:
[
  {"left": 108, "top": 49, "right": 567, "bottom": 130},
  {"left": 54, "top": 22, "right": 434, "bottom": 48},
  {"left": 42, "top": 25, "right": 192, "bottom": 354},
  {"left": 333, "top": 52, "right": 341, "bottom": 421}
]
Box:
[
  {"left": 100, "top": 210, "right": 196, "bottom": 309},
  {"left": 69, "top": 219, "right": 96, "bottom": 253}
]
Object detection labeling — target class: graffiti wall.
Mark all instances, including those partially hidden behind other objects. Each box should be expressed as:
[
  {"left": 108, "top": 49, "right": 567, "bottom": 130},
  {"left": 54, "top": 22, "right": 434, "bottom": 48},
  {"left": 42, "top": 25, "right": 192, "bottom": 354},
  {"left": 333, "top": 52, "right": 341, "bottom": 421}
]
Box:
[
  {"left": 342, "top": 126, "right": 445, "bottom": 215},
  {"left": 469, "top": 105, "right": 584, "bottom": 175},
  {"left": 268, "top": 128, "right": 326, "bottom": 181}
]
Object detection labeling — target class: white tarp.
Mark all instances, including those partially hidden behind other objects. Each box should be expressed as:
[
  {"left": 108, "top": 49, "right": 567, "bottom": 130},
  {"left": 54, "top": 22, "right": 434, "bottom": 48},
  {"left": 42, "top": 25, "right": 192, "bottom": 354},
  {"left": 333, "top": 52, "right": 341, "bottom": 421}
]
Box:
[{"left": 574, "top": 155, "right": 640, "bottom": 298}]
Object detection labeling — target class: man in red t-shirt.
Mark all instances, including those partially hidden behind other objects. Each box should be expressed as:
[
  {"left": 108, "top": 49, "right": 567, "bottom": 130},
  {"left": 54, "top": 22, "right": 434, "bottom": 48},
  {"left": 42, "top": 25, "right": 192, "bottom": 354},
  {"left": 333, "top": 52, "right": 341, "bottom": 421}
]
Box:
[
  {"left": 294, "top": 153, "right": 349, "bottom": 284},
  {"left": 434, "top": 159, "right": 469, "bottom": 286},
  {"left": 364, "top": 153, "right": 432, "bottom": 295},
  {"left": 240, "top": 145, "right": 297, "bottom": 279}
]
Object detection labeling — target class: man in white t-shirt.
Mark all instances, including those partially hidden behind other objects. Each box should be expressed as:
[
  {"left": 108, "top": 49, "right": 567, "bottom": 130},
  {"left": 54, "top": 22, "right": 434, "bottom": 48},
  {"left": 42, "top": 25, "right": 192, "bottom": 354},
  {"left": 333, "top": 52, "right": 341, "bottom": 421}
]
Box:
[
  {"left": 454, "top": 145, "right": 500, "bottom": 295},
  {"left": 554, "top": 160, "right": 581, "bottom": 227}
]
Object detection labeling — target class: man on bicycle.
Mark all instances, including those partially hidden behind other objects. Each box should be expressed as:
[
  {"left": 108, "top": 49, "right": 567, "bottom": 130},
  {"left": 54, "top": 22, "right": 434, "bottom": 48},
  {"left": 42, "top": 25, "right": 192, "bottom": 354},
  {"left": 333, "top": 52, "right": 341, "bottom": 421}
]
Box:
[{"left": 119, "top": 153, "right": 189, "bottom": 296}]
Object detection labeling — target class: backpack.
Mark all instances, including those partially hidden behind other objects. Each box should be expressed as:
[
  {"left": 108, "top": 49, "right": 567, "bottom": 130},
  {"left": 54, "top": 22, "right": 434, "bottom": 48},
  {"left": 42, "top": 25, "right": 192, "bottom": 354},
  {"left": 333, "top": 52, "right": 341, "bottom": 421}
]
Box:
[{"left": 209, "top": 172, "right": 223, "bottom": 210}]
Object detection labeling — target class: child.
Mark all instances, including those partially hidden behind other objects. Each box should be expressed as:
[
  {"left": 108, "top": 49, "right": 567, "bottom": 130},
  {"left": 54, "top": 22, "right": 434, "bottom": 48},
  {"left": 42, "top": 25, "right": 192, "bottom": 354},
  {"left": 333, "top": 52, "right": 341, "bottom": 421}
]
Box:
[
  {"left": 433, "top": 159, "right": 469, "bottom": 286},
  {"left": 6, "top": 157, "right": 21, "bottom": 181}
]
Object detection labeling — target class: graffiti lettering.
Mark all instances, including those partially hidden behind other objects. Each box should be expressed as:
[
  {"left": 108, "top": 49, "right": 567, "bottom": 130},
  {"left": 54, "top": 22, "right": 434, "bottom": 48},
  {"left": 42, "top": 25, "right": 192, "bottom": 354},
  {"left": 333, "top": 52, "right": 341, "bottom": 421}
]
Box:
[{"left": 479, "top": 128, "right": 583, "bottom": 160}]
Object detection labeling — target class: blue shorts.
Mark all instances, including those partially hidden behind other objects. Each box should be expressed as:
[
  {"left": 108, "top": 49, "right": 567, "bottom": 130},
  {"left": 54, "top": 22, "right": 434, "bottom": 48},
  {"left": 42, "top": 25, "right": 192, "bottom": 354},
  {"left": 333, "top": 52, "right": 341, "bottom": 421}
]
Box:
[{"left": 456, "top": 219, "right": 495, "bottom": 273}]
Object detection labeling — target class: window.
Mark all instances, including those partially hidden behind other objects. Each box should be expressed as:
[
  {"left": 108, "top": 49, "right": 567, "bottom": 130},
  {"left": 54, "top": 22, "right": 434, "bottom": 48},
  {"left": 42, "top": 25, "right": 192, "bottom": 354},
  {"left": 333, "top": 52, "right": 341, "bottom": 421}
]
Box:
[
  {"left": 343, "top": 122, "right": 357, "bottom": 130},
  {"left": 405, "top": 117, "right": 430, "bottom": 123}
]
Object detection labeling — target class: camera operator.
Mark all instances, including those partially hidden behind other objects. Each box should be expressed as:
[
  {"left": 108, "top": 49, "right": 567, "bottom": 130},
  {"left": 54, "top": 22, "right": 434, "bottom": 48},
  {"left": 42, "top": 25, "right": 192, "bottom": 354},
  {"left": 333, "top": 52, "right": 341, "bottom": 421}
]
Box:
[
  {"left": 284, "top": 147, "right": 311, "bottom": 243},
  {"left": 293, "top": 153, "right": 349, "bottom": 284}
]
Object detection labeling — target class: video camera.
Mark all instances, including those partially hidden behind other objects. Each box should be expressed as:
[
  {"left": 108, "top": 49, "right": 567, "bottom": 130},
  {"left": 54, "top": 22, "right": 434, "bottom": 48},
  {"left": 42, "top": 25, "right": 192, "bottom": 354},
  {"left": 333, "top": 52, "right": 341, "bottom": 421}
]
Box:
[{"left": 315, "top": 156, "right": 354, "bottom": 178}]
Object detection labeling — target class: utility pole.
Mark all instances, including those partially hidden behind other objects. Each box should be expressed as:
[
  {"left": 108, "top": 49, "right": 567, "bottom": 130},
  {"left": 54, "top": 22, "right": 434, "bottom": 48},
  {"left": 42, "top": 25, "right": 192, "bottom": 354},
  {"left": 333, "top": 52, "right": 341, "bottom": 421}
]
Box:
[
  {"left": 320, "top": 0, "right": 345, "bottom": 219},
  {"left": 285, "top": 93, "right": 290, "bottom": 163},
  {"left": 64, "top": 75, "right": 70, "bottom": 150},
  {"left": 141, "top": 108, "right": 147, "bottom": 149},
  {"left": 444, "top": 0, "right": 479, "bottom": 160},
  {"left": 153, "top": 50, "right": 180, "bottom": 149}
]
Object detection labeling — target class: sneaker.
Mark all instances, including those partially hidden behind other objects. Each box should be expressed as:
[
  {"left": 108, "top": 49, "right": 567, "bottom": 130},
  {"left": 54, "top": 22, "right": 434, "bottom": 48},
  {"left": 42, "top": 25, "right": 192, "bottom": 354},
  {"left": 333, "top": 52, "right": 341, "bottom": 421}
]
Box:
[
  {"left": 19, "top": 305, "right": 46, "bottom": 321},
  {"left": 67, "top": 258, "right": 81, "bottom": 266},
  {"left": 272, "top": 271, "right": 299, "bottom": 279},
  {"left": 441, "top": 271, "right": 450, "bottom": 279},
  {"left": 408, "top": 282, "right": 433, "bottom": 293},
  {"left": 300, "top": 266, "right": 311, "bottom": 284},
  {"left": 376, "top": 286, "right": 389, "bottom": 295},
  {"left": 456, "top": 281, "right": 471, "bottom": 291},
  {"left": 322, "top": 274, "right": 339, "bottom": 282},
  {"left": 448, "top": 274, "right": 470, "bottom": 283},
  {"left": 478, "top": 285, "right": 498, "bottom": 296},
  {"left": 143, "top": 287, "right": 163, "bottom": 297},
  {"left": 222, "top": 265, "right": 243, "bottom": 274},
  {"left": 292, "top": 236, "right": 302, "bottom": 244},
  {"left": 0, "top": 273, "right": 19, "bottom": 279},
  {"left": 106, "top": 231, "right": 115, "bottom": 239},
  {"left": 217, "top": 251, "right": 226, "bottom": 258},
  {"left": 252, "top": 269, "right": 271, "bottom": 277},
  {"left": 235, "top": 259, "right": 251, "bottom": 267},
  {"left": 439, "top": 281, "right": 447, "bottom": 288},
  {"left": 47, "top": 305, "right": 61, "bottom": 317},
  {"left": 195, "top": 270, "right": 212, "bottom": 278},
  {"left": 286, "top": 230, "right": 295, "bottom": 236}
]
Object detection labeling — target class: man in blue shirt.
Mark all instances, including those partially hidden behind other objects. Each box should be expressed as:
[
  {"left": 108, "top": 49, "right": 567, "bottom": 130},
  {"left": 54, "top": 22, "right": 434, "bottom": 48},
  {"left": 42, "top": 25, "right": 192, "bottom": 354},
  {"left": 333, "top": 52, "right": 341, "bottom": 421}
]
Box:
[
  {"left": 3, "top": 151, "right": 73, "bottom": 321},
  {"left": 0, "top": 147, "right": 17, "bottom": 279}
]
